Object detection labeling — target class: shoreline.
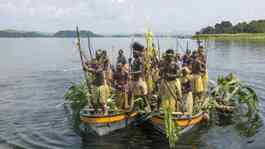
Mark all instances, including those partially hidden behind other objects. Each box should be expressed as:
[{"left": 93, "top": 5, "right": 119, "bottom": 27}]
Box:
[{"left": 192, "top": 33, "right": 265, "bottom": 40}]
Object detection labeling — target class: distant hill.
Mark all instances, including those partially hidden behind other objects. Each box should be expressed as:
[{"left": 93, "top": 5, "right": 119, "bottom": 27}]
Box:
[
  {"left": 53, "top": 30, "right": 103, "bottom": 37},
  {"left": 0, "top": 30, "right": 50, "bottom": 37},
  {"left": 0, "top": 29, "right": 191, "bottom": 38},
  {"left": 0, "top": 29, "right": 102, "bottom": 38}
]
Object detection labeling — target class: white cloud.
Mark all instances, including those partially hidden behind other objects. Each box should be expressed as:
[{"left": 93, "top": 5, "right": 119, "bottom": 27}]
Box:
[
  {"left": 0, "top": 0, "right": 265, "bottom": 33},
  {"left": 112, "top": 0, "right": 126, "bottom": 3}
]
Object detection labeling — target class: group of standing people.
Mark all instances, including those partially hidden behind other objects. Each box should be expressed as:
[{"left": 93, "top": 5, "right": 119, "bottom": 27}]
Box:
[{"left": 82, "top": 41, "right": 207, "bottom": 115}]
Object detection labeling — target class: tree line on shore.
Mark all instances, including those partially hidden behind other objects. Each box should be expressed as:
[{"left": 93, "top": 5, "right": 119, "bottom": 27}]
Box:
[{"left": 198, "top": 19, "right": 265, "bottom": 34}]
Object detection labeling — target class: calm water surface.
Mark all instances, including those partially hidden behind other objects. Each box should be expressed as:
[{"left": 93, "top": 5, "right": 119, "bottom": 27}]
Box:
[{"left": 0, "top": 38, "right": 264, "bottom": 149}]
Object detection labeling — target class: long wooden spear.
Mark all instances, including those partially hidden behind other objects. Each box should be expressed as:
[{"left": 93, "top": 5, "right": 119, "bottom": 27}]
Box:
[
  {"left": 157, "top": 38, "right": 161, "bottom": 60},
  {"left": 87, "top": 35, "right": 93, "bottom": 59},
  {"left": 186, "top": 40, "right": 189, "bottom": 53},
  {"left": 76, "top": 26, "right": 84, "bottom": 65},
  {"left": 76, "top": 26, "right": 90, "bottom": 87},
  {"left": 175, "top": 36, "right": 178, "bottom": 52}
]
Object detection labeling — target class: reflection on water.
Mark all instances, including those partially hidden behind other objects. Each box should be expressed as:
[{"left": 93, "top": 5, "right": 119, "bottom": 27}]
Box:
[{"left": 0, "top": 38, "right": 265, "bottom": 149}]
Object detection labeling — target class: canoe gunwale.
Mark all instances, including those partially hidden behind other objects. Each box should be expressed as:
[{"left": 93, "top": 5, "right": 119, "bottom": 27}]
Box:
[
  {"left": 150, "top": 111, "right": 205, "bottom": 127},
  {"left": 80, "top": 111, "right": 138, "bottom": 124},
  {"left": 156, "top": 111, "right": 204, "bottom": 120}
]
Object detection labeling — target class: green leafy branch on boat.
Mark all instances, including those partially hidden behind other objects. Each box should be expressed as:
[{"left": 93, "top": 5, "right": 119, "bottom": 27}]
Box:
[
  {"left": 164, "top": 107, "right": 180, "bottom": 148},
  {"left": 64, "top": 80, "right": 118, "bottom": 113},
  {"left": 64, "top": 81, "right": 89, "bottom": 112}
]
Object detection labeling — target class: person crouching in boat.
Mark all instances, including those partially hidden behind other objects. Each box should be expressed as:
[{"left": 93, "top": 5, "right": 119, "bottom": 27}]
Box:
[
  {"left": 159, "top": 49, "right": 182, "bottom": 112},
  {"left": 113, "top": 62, "right": 130, "bottom": 110},
  {"left": 82, "top": 49, "right": 110, "bottom": 115},
  {"left": 181, "top": 67, "right": 193, "bottom": 115}
]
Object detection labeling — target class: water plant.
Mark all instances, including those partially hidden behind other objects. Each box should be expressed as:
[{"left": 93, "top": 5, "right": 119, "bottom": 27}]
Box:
[{"left": 209, "top": 73, "right": 262, "bottom": 137}]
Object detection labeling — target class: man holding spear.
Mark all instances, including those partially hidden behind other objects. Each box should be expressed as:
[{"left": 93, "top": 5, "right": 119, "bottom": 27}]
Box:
[{"left": 76, "top": 26, "right": 110, "bottom": 115}]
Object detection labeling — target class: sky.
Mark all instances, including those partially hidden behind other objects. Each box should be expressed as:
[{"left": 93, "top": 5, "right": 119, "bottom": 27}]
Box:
[{"left": 0, "top": 0, "right": 265, "bottom": 34}]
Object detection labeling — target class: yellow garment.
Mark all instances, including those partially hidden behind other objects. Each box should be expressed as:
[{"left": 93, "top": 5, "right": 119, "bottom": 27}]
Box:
[
  {"left": 90, "top": 84, "right": 110, "bottom": 106},
  {"left": 131, "top": 78, "right": 148, "bottom": 96},
  {"left": 98, "top": 84, "right": 110, "bottom": 105},
  {"left": 183, "top": 92, "right": 193, "bottom": 114},
  {"left": 115, "top": 91, "right": 129, "bottom": 109},
  {"left": 180, "top": 74, "right": 193, "bottom": 114},
  {"left": 176, "top": 78, "right": 182, "bottom": 97},
  {"left": 181, "top": 74, "right": 192, "bottom": 83},
  {"left": 202, "top": 71, "right": 208, "bottom": 92},
  {"left": 159, "top": 79, "right": 182, "bottom": 112},
  {"left": 161, "top": 98, "right": 176, "bottom": 112},
  {"left": 192, "top": 74, "right": 204, "bottom": 93}
]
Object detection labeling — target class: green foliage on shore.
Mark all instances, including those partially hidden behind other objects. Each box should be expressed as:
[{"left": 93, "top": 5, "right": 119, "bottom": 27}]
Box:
[
  {"left": 198, "top": 20, "right": 265, "bottom": 34},
  {"left": 192, "top": 33, "right": 265, "bottom": 40}
]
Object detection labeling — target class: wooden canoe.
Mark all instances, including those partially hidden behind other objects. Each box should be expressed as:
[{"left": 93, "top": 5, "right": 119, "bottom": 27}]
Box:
[
  {"left": 79, "top": 110, "right": 139, "bottom": 136},
  {"left": 149, "top": 111, "right": 207, "bottom": 135}
]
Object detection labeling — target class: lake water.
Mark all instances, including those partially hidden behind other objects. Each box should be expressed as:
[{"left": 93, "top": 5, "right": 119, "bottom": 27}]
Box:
[{"left": 0, "top": 38, "right": 264, "bottom": 149}]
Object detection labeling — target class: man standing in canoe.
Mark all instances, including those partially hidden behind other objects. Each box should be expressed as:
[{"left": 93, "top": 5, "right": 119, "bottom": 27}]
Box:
[
  {"left": 116, "top": 49, "right": 127, "bottom": 66},
  {"left": 102, "top": 50, "right": 113, "bottom": 84},
  {"left": 159, "top": 49, "right": 182, "bottom": 112},
  {"left": 181, "top": 67, "right": 193, "bottom": 115},
  {"left": 197, "top": 46, "right": 208, "bottom": 93},
  {"left": 82, "top": 49, "right": 111, "bottom": 115},
  {"left": 182, "top": 49, "right": 192, "bottom": 70},
  {"left": 191, "top": 50, "right": 205, "bottom": 111},
  {"left": 129, "top": 42, "right": 150, "bottom": 111},
  {"left": 130, "top": 70, "right": 148, "bottom": 111},
  {"left": 113, "top": 62, "right": 130, "bottom": 110}
]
